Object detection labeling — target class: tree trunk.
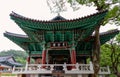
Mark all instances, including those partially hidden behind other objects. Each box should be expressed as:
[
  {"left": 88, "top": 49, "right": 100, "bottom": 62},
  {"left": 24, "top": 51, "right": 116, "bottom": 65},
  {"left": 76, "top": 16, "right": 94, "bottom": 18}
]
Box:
[
  {"left": 116, "top": 72, "right": 120, "bottom": 77},
  {"left": 92, "top": 26, "right": 101, "bottom": 77}
]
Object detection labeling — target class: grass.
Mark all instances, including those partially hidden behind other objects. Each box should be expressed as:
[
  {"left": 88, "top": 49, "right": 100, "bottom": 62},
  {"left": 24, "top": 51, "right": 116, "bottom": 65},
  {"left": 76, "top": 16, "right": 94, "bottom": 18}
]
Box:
[{"left": 1, "top": 73, "right": 17, "bottom": 76}]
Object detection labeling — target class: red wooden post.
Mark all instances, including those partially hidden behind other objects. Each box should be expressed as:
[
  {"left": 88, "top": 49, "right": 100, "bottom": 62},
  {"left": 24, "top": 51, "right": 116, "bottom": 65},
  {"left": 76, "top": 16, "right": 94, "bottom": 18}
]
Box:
[
  {"left": 42, "top": 50, "right": 47, "bottom": 68},
  {"left": 73, "top": 50, "right": 76, "bottom": 64},
  {"left": 27, "top": 56, "right": 30, "bottom": 64},
  {"left": 71, "top": 49, "right": 76, "bottom": 69}
]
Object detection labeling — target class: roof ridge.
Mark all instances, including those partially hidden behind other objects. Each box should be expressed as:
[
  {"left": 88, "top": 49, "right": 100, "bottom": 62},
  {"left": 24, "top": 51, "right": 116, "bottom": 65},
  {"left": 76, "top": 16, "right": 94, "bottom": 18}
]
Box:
[
  {"left": 0, "top": 55, "right": 12, "bottom": 58},
  {"left": 10, "top": 10, "right": 108, "bottom": 23},
  {"left": 100, "top": 29, "right": 119, "bottom": 36},
  {"left": 4, "top": 31, "right": 28, "bottom": 38}
]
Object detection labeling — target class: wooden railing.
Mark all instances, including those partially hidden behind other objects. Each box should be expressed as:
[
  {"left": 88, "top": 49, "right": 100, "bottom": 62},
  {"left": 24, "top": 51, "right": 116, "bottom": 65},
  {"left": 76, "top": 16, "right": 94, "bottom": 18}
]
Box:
[
  {"left": 12, "top": 62, "right": 110, "bottom": 75},
  {"left": 12, "top": 62, "right": 94, "bottom": 74},
  {"left": 0, "top": 68, "right": 12, "bottom": 73},
  {"left": 99, "top": 66, "right": 110, "bottom": 74}
]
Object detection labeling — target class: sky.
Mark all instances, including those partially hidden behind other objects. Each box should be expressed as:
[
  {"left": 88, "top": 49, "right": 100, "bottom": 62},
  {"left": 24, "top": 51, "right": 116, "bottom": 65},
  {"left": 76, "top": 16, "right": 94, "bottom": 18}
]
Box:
[{"left": 0, "top": 0, "right": 119, "bottom": 51}]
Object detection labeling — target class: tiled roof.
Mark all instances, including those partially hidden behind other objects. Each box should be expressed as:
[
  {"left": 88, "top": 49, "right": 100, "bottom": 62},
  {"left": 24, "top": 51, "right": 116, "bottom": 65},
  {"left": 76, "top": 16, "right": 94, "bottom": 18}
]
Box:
[
  {"left": 10, "top": 10, "right": 107, "bottom": 23},
  {"left": 4, "top": 31, "right": 28, "bottom": 38},
  {"left": 99, "top": 29, "right": 119, "bottom": 36},
  {"left": 0, "top": 55, "right": 23, "bottom": 67}
]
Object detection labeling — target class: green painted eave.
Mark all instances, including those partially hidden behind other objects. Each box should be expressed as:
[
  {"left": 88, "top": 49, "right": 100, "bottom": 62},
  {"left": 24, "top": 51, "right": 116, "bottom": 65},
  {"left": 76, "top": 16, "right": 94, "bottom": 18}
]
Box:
[
  {"left": 48, "top": 50, "right": 69, "bottom": 55},
  {"left": 4, "top": 32, "right": 30, "bottom": 50},
  {"left": 76, "top": 29, "right": 119, "bottom": 55},
  {"left": 4, "top": 32, "right": 43, "bottom": 54},
  {"left": 99, "top": 29, "right": 119, "bottom": 45},
  {"left": 30, "top": 51, "right": 42, "bottom": 55},
  {"left": 10, "top": 11, "right": 108, "bottom": 31},
  {"left": 83, "top": 29, "right": 120, "bottom": 45},
  {"left": 4, "top": 29, "right": 119, "bottom": 56}
]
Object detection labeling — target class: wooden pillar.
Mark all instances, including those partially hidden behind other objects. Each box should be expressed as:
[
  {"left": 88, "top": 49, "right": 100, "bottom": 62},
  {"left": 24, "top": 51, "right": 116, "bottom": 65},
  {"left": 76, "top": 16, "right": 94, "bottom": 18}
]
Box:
[
  {"left": 30, "top": 74, "right": 39, "bottom": 77},
  {"left": 70, "top": 49, "right": 76, "bottom": 69},
  {"left": 17, "top": 74, "right": 22, "bottom": 77},
  {"left": 42, "top": 50, "right": 47, "bottom": 64},
  {"left": 46, "top": 50, "right": 49, "bottom": 64},
  {"left": 27, "top": 56, "right": 30, "bottom": 64},
  {"left": 72, "top": 49, "right": 76, "bottom": 64},
  {"left": 78, "top": 75, "right": 82, "bottom": 77},
  {"left": 42, "top": 50, "right": 47, "bottom": 68}
]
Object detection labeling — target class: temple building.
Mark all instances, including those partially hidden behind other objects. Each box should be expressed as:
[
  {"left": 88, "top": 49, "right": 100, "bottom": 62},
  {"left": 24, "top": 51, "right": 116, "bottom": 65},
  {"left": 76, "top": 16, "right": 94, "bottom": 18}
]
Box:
[
  {"left": 0, "top": 55, "right": 22, "bottom": 73},
  {"left": 4, "top": 10, "right": 119, "bottom": 77}
]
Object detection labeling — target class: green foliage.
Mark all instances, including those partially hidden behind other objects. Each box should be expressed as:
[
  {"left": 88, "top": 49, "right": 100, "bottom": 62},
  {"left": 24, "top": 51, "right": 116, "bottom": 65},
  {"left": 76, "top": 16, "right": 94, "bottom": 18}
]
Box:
[
  {"left": 75, "top": 0, "right": 93, "bottom": 5},
  {"left": 1, "top": 73, "right": 17, "bottom": 76},
  {"left": 104, "top": 5, "right": 120, "bottom": 25},
  {"left": 110, "top": 74, "right": 117, "bottom": 77},
  {"left": 100, "top": 33, "right": 120, "bottom": 77},
  {"left": 63, "top": 0, "right": 120, "bottom": 26},
  {"left": 108, "top": 6, "right": 119, "bottom": 18},
  {"left": 100, "top": 44, "right": 112, "bottom": 66},
  {"left": 116, "top": 33, "right": 120, "bottom": 42},
  {"left": 0, "top": 49, "right": 28, "bottom": 64},
  {"left": 100, "top": 44, "right": 120, "bottom": 77},
  {"left": 47, "top": 0, "right": 120, "bottom": 26}
]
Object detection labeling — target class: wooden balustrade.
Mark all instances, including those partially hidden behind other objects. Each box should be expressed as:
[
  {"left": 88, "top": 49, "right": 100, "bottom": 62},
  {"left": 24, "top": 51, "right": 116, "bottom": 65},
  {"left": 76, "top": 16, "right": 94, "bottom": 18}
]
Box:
[
  {"left": 99, "top": 66, "right": 110, "bottom": 74},
  {"left": 12, "top": 62, "right": 94, "bottom": 74},
  {"left": 0, "top": 68, "right": 12, "bottom": 73},
  {"left": 12, "top": 62, "right": 110, "bottom": 75}
]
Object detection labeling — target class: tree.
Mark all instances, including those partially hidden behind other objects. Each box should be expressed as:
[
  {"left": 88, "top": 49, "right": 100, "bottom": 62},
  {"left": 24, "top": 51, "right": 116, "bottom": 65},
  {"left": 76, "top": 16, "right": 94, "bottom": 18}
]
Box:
[
  {"left": 75, "top": 1, "right": 120, "bottom": 77},
  {"left": 110, "top": 40, "right": 120, "bottom": 77},
  {"left": 47, "top": 0, "right": 120, "bottom": 77},
  {"left": 101, "top": 38, "right": 120, "bottom": 77}
]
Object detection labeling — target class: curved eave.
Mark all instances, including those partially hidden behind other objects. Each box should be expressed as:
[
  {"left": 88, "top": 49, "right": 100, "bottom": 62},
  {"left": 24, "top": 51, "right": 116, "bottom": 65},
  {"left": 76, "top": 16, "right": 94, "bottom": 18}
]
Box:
[
  {"left": 10, "top": 10, "right": 108, "bottom": 30},
  {"left": 0, "top": 56, "right": 11, "bottom": 63},
  {"left": 77, "top": 29, "right": 119, "bottom": 54},
  {"left": 84, "top": 29, "right": 119, "bottom": 44},
  {"left": 4, "top": 32, "right": 30, "bottom": 50},
  {"left": 8, "top": 61, "right": 23, "bottom": 67},
  {"left": 0, "top": 56, "right": 23, "bottom": 67},
  {"left": 2, "top": 61, "right": 23, "bottom": 67},
  {"left": 100, "top": 29, "right": 119, "bottom": 45}
]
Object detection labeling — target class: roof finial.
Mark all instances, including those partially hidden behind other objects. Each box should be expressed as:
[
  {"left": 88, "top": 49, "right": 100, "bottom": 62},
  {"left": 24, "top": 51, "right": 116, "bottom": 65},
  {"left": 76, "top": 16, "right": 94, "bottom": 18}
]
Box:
[{"left": 58, "top": 13, "right": 60, "bottom": 16}]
